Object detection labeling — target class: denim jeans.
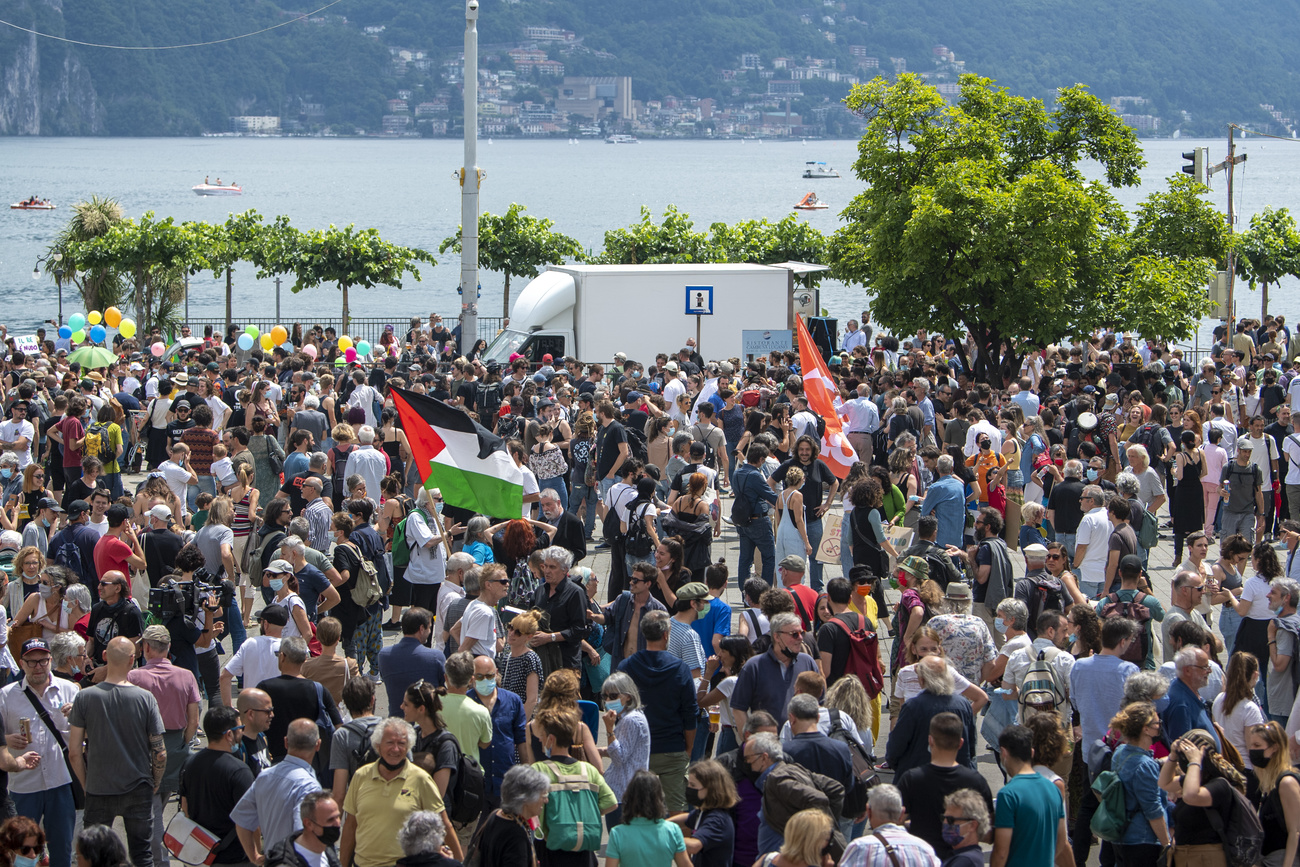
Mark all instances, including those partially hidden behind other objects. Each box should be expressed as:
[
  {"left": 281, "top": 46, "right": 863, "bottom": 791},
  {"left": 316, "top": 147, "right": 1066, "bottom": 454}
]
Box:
[
  {"left": 105, "top": 472, "right": 124, "bottom": 500},
  {"left": 598, "top": 477, "right": 618, "bottom": 500},
  {"left": 805, "top": 517, "right": 825, "bottom": 590},
  {"left": 1057, "top": 532, "right": 1076, "bottom": 560},
  {"left": 84, "top": 783, "right": 155, "bottom": 867},
  {"left": 569, "top": 479, "right": 597, "bottom": 539},
  {"left": 690, "top": 715, "right": 712, "bottom": 762},
  {"left": 715, "top": 726, "right": 738, "bottom": 757},
  {"left": 1220, "top": 606, "right": 1243, "bottom": 656},
  {"left": 737, "top": 518, "right": 776, "bottom": 586},
  {"left": 539, "top": 476, "right": 568, "bottom": 510},
  {"left": 13, "top": 783, "right": 75, "bottom": 867}
]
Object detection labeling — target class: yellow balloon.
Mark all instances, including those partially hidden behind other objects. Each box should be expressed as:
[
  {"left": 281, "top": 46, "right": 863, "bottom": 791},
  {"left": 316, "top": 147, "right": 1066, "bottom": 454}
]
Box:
[
  {"left": 271, "top": 325, "right": 288, "bottom": 345},
  {"left": 104, "top": 307, "right": 122, "bottom": 328},
  {"left": 338, "top": 336, "right": 353, "bottom": 351},
  {"left": 87, "top": 311, "right": 102, "bottom": 325},
  {"left": 118, "top": 319, "right": 137, "bottom": 339},
  {"left": 260, "top": 334, "right": 274, "bottom": 351}
]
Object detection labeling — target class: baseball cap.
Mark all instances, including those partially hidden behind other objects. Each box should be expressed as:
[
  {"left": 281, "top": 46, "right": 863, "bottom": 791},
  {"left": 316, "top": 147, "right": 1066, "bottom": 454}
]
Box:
[
  {"left": 172, "top": 400, "right": 191, "bottom": 411},
  {"left": 142, "top": 625, "right": 171, "bottom": 644},
  {"left": 266, "top": 559, "right": 294, "bottom": 575},
  {"left": 148, "top": 504, "right": 173, "bottom": 522},
  {"left": 35, "top": 497, "right": 62, "bottom": 513},
  {"left": 257, "top": 604, "right": 290, "bottom": 626},
  {"left": 206, "top": 362, "right": 220, "bottom": 372},
  {"left": 66, "top": 499, "right": 90, "bottom": 516},
  {"left": 21, "top": 638, "right": 50, "bottom": 658},
  {"left": 663, "top": 361, "right": 679, "bottom": 372},
  {"left": 542, "top": 354, "right": 553, "bottom": 363},
  {"left": 1119, "top": 554, "right": 1144, "bottom": 574}
]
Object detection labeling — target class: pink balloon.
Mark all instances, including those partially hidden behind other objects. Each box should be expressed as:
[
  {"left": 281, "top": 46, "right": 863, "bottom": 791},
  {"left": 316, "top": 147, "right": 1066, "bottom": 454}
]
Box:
[
  {"left": 151, "top": 342, "right": 166, "bottom": 357},
  {"left": 302, "top": 344, "right": 318, "bottom": 360},
  {"left": 344, "top": 347, "right": 357, "bottom": 362}
]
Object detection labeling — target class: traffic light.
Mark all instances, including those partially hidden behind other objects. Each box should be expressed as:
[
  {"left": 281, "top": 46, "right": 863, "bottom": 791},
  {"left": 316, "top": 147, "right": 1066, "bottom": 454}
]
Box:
[{"left": 1182, "top": 147, "right": 1206, "bottom": 184}]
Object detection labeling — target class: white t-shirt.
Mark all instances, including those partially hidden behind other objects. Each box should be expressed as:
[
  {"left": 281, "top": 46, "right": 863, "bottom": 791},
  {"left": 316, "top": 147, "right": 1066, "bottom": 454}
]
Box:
[
  {"left": 1244, "top": 434, "right": 1281, "bottom": 491},
  {"left": 1241, "top": 573, "right": 1275, "bottom": 620},
  {"left": 460, "top": 598, "right": 499, "bottom": 657},
  {"left": 280, "top": 593, "right": 307, "bottom": 639},
  {"left": 222, "top": 634, "right": 281, "bottom": 688},
  {"left": 663, "top": 378, "right": 687, "bottom": 421},
  {"left": 86, "top": 517, "right": 108, "bottom": 539},
  {"left": 893, "top": 660, "right": 973, "bottom": 704},
  {"left": 1213, "top": 692, "right": 1266, "bottom": 758},
  {"left": 158, "top": 461, "right": 192, "bottom": 515},
  {"left": 520, "top": 466, "right": 539, "bottom": 519},
  {"left": 404, "top": 510, "right": 445, "bottom": 585},
  {"left": 436, "top": 581, "right": 465, "bottom": 642},
  {"left": 1284, "top": 434, "right": 1300, "bottom": 486},
  {"left": 0, "top": 420, "right": 35, "bottom": 468}
]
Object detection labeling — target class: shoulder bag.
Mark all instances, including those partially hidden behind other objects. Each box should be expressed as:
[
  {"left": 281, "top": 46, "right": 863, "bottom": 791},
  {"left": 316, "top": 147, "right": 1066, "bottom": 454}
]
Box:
[{"left": 23, "top": 686, "right": 85, "bottom": 808}]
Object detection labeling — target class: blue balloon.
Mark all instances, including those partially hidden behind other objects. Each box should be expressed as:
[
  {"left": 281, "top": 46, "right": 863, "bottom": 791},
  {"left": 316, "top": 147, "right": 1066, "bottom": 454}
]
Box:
[
  {"left": 237, "top": 334, "right": 254, "bottom": 351},
  {"left": 89, "top": 325, "right": 107, "bottom": 343},
  {"left": 58, "top": 326, "right": 71, "bottom": 339},
  {"left": 281, "top": 342, "right": 294, "bottom": 353}
]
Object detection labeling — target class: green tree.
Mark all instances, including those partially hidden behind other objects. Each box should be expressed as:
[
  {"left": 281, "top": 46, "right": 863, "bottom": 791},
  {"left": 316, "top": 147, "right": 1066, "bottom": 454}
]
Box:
[
  {"left": 46, "top": 196, "right": 128, "bottom": 313},
  {"left": 439, "top": 203, "right": 585, "bottom": 318},
  {"left": 831, "top": 74, "right": 1191, "bottom": 385},
  {"left": 708, "top": 214, "right": 829, "bottom": 287},
  {"left": 594, "top": 205, "right": 716, "bottom": 266},
  {"left": 285, "top": 225, "right": 433, "bottom": 331},
  {"left": 190, "top": 210, "right": 272, "bottom": 333},
  {"left": 1234, "top": 207, "right": 1300, "bottom": 318}
]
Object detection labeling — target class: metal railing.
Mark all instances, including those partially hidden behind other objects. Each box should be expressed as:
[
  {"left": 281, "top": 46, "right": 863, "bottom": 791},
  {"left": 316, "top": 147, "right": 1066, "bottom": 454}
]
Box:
[{"left": 180, "top": 315, "right": 504, "bottom": 347}]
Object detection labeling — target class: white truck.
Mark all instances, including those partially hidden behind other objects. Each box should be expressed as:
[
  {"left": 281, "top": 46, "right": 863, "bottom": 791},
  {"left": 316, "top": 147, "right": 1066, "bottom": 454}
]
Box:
[{"left": 480, "top": 262, "right": 824, "bottom": 366}]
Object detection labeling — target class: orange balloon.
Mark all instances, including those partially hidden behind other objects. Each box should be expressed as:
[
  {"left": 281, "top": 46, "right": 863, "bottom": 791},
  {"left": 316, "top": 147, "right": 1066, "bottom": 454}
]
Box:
[
  {"left": 104, "top": 307, "right": 122, "bottom": 328},
  {"left": 271, "top": 325, "right": 288, "bottom": 345}
]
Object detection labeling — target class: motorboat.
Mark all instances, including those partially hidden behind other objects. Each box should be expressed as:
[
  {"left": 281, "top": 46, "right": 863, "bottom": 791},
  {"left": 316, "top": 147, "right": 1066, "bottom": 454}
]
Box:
[
  {"left": 794, "top": 192, "right": 828, "bottom": 210},
  {"left": 192, "top": 180, "right": 242, "bottom": 196},
  {"left": 10, "top": 197, "right": 54, "bottom": 210},
  {"left": 802, "top": 161, "right": 840, "bottom": 179},
  {"left": 605, "top": 134, "right": 639, "bottom": 144}
]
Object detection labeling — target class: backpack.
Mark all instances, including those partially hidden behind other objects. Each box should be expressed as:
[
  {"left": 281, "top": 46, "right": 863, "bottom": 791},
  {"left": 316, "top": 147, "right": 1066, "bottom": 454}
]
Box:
[
  {"left": 689, "top": 423, "right": 719, "bottom": 471},
  {"left": 430, "top": 731, "right": 487, "bottom": 826},
  {"left": 475, "top": 382, "right": 502, "bottom": 426},
  {"left": 250, "top": 529, "right": 287, "bottom": 575},
  {"left": 1205, "top": 775, "right": 1269, "bottom": 867},
  {"left": 624, "top": 425, "right": 649, "bottom": 463},
  {"left": 829, "top": 614, "right": 884, "bottom": 698},
  {"left": 506, "top": 559, "right": 541, "bottom": 610},
  {"left": 347, "top": 544, "right": 383, "bottom": 608},
  {"left": 83, "top": 423, "right": 112, "bottom": 463},
  {"left": 342, "top": 718, "right": 380, "bottom": 778},
  {"left": 623, "top": 499, "right": 656, "bottom": 558},
  {"left": 1099, "top": 592, "right": 1153, "bottom": 664},
  {"left": 1131, "top": 422, "right": 1163, "bottom": 468},
  {"left": 540, "top": 760, "right": 604, "bottom": 852},
  {"left": 311, "top": 682, "right": 337, "bottom": 787},
  {"left": 921, "top": 546, "right": 962, "bottom": 591},
  {"left": 827, "top": 709, "right": 877, "bottom": 819},
  {"left": 1129, "top": 500, "right": 1159, "bottom": 551},
  {"left": 390, "top": 504, "right": 423, "bottom": 570},
  {"left": 1018, "top": 647, "right": 1069, "bottom": 718},
  {"left": 1090, "top": 768, "right": 1137, "bottom": 843},
  {"left": 1022, "top": 573, "right": 1065, "bottom": 634}
]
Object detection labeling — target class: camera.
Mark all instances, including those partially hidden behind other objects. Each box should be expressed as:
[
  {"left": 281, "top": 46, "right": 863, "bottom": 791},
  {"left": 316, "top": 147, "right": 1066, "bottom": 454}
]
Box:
[{"left": 148, "top": 577, "right": 236, "bottom": 621}]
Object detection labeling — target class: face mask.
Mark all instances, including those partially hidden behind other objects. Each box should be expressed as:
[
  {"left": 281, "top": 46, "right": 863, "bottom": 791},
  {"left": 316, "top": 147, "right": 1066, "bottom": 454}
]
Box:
[
  {"left": 269, "top": 578, "right": 284, "bottom": 592},
  {"left": 40, "top": 518, "right": 49, "bottom": 528},
  {"left": 994, "top": 617, "right": 1007, "bottom": 634},
  {"left": 779, "top": 644, "right": 798, "bottom": 661},
  {"left": 1277, "top": 605, "right": 1287, "bottom": 617},
  {"left": 685, "top": 787, "right": 703, "bottom": 808},
  {"left": 474, "top": 678, "right": 496, "bottom": 697},
  {"left": 15, "top": 855, "right": 38, "bottom": 867},
  {"left": 316, "top": 824, "right": 341, "bottom": 848},
  {"left": 979, "top": 442, "right": 990, "bottom": 451},
  {"left": 1086, "top": 469, "right": 1100, "bottom": 481},
  {"left": 941, "top": 823, "right": 967, "bottom": 848},
  {"left": 1, "top": 470, "right": 11, "bottom": 480},
  {"left": 62, "top": 600, "right": 72, "bottom": 614},
  {"left": 696, "top": 602, "right": 711, "bottom": 620},
  {"left": 37, "top": 584, "right": 51, "bottom": 598},
  {"left": 605, "top": 699, "right": 623, "bottom": 715},
  {"left": 378, "top": 757, "right": 406, "bottom": 772},
  {"left": 1251, "top": 748, "right": 1271, "bottom": 769}
]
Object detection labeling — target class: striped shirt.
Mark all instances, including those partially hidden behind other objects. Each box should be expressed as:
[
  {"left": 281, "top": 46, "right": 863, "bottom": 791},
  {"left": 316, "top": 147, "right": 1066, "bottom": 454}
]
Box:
[
  {"left": 839, "top": 824, "right": 940, "bottom": 867},
  {"left": 304, "top": 497, "right": 332, "bottom": 552}
]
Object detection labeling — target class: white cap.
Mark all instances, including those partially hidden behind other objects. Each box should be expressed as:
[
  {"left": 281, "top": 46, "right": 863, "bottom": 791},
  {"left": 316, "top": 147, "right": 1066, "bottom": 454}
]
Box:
[{"left": 148, "top": 504, "right": 172, "bottom": 522}]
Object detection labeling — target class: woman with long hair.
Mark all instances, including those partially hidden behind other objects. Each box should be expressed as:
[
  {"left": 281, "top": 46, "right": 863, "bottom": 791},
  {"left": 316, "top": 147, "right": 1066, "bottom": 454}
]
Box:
[
  {"left": 669, "top": 759, "right": 739, "bottom": 866},
  {"left": 378, "top": 408, "right": 411, "bottom": 484},
  {"left": 1025, "top": 710, "right": 1071, "bottom": 822},
  {"left": 698, "top": 635, "right": 754, "bottom": 757},
  {"left": 1212, "top": 652, "right": 1266, "bottom": 760},
  {"left": 1171, "top": 430, "right": 1206, "bottom": 563},
  {"left": 605, "top": 771, "right": 691, "bottom": 867},
  {"left": 598, "top": 671, "right": 651, "bottom": 830},
  {"left": 837, "top": 460, "right": 872, "bottom": 580},
  {"left": 228, "top": 461, "right": 259, "bottom": 597},
  {"left": 11, "top": 566, "right": 81, "bottom": 641},
  {"left": 1247, "top": 721, "right": 1300, "bottom": 867},
  {"left": 646, "top": 416, "right": 674, "bottom": 474},
  {"left": 244, "top": 380, "right": 278, "bottom": 437},
  {"left": 1216, "top": 540, "right": 1283, "bottom": 710},
  {"left": 774, "top": 466, "right": 812, "bottom": 563},
  {"left": 246, "top": 415, "right": 285, "bottom": 507},
  {"left": 568, "top": 410, "right": 599, "bottom": 540},
  {"left": 15, "top": 463, "right": 50, "bottom": 533},
  {"left": 527, "top": 669, "right": 600, "bottom": 769},
  {"left": 826, "top": 674, "right": 877, "bottom": 760},
  {"left": 665, "top": 472, "right": 713, "bottom": 575},
  {"left": 496, "top": 609, "right": 544, "bottom": 717},
  {"left": 870, "top": 465, "right": 906, "bottom": 524},
  {"left": 1108, "top": 702, "right": 1171, "bottom": 860},
  {"left": 1200, "top": 426, "right": 1229, "bottom": 539},
  {"left": 1157, "top": 728, "right": 1247, "bottom": 867},
  {"left": 401, "top": 680, "right": 456, "bottom": 799},
  {"left": 848, "top": 477, "right": 898, "bottom": 578},
  {"left": 887, "top": 448, "right": 921, "bottom": 529},
  {"left": 1212, "top": 534, "right": 1254, "bottom": 654},
  {"left": 328, "top": 424, "right": 357, "bottom": 510}
]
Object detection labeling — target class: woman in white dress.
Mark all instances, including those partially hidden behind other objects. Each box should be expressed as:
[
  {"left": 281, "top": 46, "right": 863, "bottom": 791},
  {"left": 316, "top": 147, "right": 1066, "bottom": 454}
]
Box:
[{"left": 774, "top": 466, "right": 812, "bottom": 563}]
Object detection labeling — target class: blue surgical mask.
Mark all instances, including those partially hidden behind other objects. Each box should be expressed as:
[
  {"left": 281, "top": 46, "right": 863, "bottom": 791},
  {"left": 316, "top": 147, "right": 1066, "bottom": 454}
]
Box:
[
  {"left": 994, "top": 616, "right": 1007, "bottom": 634},
  {"left": 1277, "top": 605, "right": 1287, "bottom": 617},
  {"left": 1086, "top": 469, "right": 1100, "bottom": 481},
  {"left": 434, "top": 502, "right": 444, "bottom": 515},
  {"left": 15, "top": 854, "right": 38, "bottom": 867},
  {"left": 40, "top": 518, "right": 50, "bottom": 528},
  {"left": 269, "top": 578, "right": 284, "bottom": 592},
  {"left": 606, "top": 699, "right": 623, "bottom": 714},
  {"left": 0, "top": 469, "right": 11, "bottom": 480},
  {"left": 474, "top": 678, "right": 496, "bottom": 697}
]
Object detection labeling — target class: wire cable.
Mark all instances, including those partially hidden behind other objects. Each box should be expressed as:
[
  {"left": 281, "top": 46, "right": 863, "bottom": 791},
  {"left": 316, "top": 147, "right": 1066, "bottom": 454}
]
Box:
[
  {"left": 1231, "top": 124, "right": 1299, "bottom": 144},
  {"left": 0, "top": 0, "right": 348, "bottom": 50}
]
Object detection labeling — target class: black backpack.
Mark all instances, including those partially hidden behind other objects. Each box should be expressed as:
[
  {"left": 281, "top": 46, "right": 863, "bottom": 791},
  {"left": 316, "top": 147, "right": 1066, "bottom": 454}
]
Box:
[
  {"left": 689, "top": 424, "right": 719, "bottom": 470},
  {"left": 625, "top": 425, "right": 649, "bottom": 463},
  {"left": 624, "top": 498, "right": 656, "bottom": 557},
  {"left": 1023, "top": 573, "right": 1066, "bottom": 632},
  {"left": 343, "top": 718, "right": 380, "bottom": 777},
  {"left": 1131, "top": 422, "right": 1163, "bottom": 467},
  {"left": 430, "top": 730, "right": 487, "bottom": 825},
  {"left": 476, "top": 382, "right": 502, "bottom": 425}
]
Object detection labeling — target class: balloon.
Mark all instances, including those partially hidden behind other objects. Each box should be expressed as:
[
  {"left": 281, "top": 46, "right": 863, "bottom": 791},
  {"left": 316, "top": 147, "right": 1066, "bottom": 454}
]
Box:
[
  {"left": 334, "top": 357, "right": 346, "bottom": 367},
  {"left": 271, "top": 326, "right": 288, "bottom": 345},
  {"left": 89, "top": 325, "right": 106, "bottom": 343},
  {"left": 87, "top": 311, "right": 102, "bottom": 326},
  {"left": 151, "top": 341, "right": 166, "bottom": 357},
  {"left": 244, "top": 325, "right": 259, "bottom": 338},
  {"left": 71, "top": 330, "right": 85, "bottom": 343},
  {"left": 338, "top": 336, "right": 353, "bottom": 351},
  {"left": 356, "top": 341, "right": 372, "bottom": 356},
  {"left": 237, "top": 334, "right": 254, "bottom": 351},
  {"left": 344, "top": 348, "right": 357, "bottom": 362},
  {"left": 259, "top": 334, "right": 274, "bottom": 351},
  {"left": 302, "top": 344, "right": 318, "bottom": 360},
  {"left": 104, "top": 307, "right": 122, "bottom": 328},
  {"left": 58, "top": 326, "right": 71, "bottom": 339},
  {"left": 119, "top": 318, "right": 137, "bottom": 339},
  {"left": 68, "top": 313, "right": 85, "bottom": 331},
  {"left": 281, "top": 342, "right": 294, "bottom": 353}
]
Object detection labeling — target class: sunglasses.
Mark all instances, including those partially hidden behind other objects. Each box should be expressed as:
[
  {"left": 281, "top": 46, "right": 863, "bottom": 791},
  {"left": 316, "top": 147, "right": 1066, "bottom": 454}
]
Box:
[
  {"left": 1046, "top": 554, "right": 1063, "bottom": 560},
  {"left": 941, "top": 817, "right": 972, "bottom": 826},
  {"left": 19, "top": 846, "right": 42, "bottom": 856}
]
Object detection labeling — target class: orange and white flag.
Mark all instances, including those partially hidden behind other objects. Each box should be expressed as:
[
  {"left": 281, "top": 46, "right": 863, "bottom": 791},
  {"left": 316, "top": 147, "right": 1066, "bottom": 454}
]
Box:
[{"left": 795, "top": 314, "right": 858, "bottom": 479}]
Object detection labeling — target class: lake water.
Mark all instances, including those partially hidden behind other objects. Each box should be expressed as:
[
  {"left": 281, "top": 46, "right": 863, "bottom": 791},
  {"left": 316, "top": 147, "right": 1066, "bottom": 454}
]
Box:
[{"left": 0, "top": 134, "right": 1293, "bottom": 349}]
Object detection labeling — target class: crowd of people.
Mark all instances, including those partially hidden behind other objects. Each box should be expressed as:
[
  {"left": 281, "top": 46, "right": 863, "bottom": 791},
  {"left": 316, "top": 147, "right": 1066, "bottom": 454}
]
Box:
[{"left": 3, "top": 311, "right": 1300, "bottom": 867}]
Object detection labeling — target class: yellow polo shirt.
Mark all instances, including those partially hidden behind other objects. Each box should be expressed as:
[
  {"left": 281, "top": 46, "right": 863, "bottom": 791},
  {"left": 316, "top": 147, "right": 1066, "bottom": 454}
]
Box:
[{"left": 343, "top": 761, "right": 445, "bottom": 867}]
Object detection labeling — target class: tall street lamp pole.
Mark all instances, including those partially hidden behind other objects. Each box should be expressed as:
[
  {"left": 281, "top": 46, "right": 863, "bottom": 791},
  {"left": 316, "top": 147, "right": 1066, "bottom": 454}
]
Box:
[{"left": 458, "top": 0, "right": 481, "bottom": 354}]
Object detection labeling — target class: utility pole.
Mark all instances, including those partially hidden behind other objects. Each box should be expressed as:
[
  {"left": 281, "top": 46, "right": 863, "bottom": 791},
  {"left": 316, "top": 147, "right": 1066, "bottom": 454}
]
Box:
[
  {"left": 457, "top": 0, "right": 481, "bottom": 355},
  {"left": 275, "top": 276, "right": 282, "bottom": 321},
  {"left": 1208, "top": 125, "right": 1248, "bottom": 323}
]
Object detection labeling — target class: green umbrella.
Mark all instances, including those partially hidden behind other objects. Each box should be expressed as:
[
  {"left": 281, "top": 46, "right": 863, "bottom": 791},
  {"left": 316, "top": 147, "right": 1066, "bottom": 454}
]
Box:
[{"left": 66, "top": 346, "right": 118, "bottom": 369}]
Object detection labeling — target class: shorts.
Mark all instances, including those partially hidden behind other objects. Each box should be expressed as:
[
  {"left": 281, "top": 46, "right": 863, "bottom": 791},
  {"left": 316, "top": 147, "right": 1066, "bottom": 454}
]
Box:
[{"left": 389, "top": 565, "right": 413, "bottom": 607}]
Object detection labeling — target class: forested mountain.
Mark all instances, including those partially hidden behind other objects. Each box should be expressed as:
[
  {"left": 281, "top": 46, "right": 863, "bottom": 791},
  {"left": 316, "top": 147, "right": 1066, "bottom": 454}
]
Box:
[{"left": 0, "top": 0, "right": 1296, "bottom": 135}]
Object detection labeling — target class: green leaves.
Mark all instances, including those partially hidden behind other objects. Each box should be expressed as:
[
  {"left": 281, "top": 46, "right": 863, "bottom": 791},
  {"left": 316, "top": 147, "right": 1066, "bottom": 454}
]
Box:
[
  {"left": 1234, "top": 207, "right": 1300, "bottom": 294},
  {"left": 285, "top": 224, "right": 434, "bottom": 328}
]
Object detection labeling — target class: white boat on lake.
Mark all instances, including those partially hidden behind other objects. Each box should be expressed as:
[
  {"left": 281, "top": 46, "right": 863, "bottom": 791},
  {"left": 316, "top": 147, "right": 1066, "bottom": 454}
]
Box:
[
  {"left": 192, "top": 181, "right": 242, "bottom": 196},
  {"left": 802, "top": 161, "right": 840, "bottom": 179}
]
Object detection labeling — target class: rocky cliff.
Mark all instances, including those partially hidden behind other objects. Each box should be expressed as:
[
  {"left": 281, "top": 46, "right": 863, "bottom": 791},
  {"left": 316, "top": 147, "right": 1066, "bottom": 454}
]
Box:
[{"left": 0, "top": 0, "right": 102, "bottom": 135}]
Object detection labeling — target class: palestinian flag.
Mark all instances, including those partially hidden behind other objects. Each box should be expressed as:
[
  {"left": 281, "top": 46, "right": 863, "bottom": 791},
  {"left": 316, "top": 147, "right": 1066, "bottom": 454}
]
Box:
[{"left": 389, "top": 387, "right": 524, "bottom": 519}]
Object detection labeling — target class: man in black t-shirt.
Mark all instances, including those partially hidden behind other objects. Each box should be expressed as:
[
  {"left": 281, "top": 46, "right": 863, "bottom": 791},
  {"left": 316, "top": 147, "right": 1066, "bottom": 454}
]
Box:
[
  {"left": 1046, "top": 461, "right": 1087, "bottom": 557},
  {"left": 179, "top": 707, "right": 256, "bottom": 865},
  {"left": 167, "top": 401, "right": 196, "bottom": 449},
  {"left": 256, "top": 637, "right": 342, "bottom": 763},
  {"left": 815, "top": 578, "right": 871, "bottom": 685},
  {"left": 595, "top": 400, "right": 629, "bottom": 497},
  {"left": 896, "top": 712, "right": 994, "bottom": 860},
  {"left": 277, "top": 455, "right": 333, "bottom": 516},
  {"left": 142, "top": 505, "right": 185, "bottom": 588}
]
